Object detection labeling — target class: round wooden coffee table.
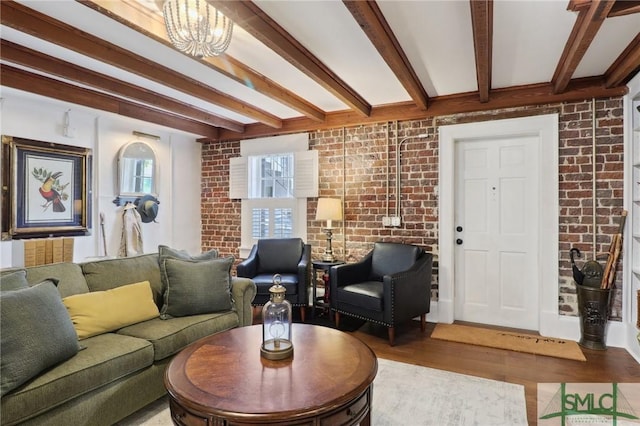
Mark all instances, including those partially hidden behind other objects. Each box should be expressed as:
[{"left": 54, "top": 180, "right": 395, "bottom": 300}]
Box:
[{"left": 164, "top": 324, "right": 377, "bottom": 426}]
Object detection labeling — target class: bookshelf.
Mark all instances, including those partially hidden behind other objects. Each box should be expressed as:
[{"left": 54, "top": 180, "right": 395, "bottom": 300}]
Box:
[{"left": 631, "top": 89, "right": 640, "bottom": 332}]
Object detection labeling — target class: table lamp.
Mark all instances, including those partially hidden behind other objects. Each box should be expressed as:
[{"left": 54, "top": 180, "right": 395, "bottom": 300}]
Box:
[{"left": 316, "top": 198, "right": 343, "bottom": 262}]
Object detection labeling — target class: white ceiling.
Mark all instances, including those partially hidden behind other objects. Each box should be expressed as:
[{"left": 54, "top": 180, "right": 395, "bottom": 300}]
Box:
[{"left": 1, "top": 0, "right": 638, "bottom": 138}]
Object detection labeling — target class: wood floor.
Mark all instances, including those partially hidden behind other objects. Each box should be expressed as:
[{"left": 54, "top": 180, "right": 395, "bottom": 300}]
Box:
[{"left": 343, "top": 320, "right": 640, "bottom": 426}]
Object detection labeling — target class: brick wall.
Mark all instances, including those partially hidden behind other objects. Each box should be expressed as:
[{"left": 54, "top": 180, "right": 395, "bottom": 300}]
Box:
[{"left": 201, "top": 97, "right": 625, "bottom": 320}]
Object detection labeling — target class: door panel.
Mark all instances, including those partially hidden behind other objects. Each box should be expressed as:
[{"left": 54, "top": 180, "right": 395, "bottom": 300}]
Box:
[{"left": 454, "top": 136, "right": 539, "bottom": 330}]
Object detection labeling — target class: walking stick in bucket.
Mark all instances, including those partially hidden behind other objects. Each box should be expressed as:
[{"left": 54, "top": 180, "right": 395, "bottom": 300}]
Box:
[{"left": 600, "top": 210, "right": 627, "bottom": 289}]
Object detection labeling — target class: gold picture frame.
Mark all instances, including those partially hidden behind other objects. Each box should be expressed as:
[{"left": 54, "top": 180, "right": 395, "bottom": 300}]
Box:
[{"left": 1, "top": 135, "right": 92, "bottom": 240}]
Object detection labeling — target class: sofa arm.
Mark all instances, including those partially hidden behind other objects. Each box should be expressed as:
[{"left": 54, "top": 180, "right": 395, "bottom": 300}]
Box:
[{"left": 230, "top": 277, "right": 257, "bottom": 327}]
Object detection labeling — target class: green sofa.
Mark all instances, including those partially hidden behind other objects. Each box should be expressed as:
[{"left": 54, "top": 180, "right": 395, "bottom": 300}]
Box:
[{"left": 0, "top": 253, "right": 256, "bottom": 426}]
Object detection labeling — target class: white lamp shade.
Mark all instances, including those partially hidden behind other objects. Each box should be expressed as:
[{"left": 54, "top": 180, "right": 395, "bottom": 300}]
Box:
[{"left": 316, "top": 198, "right": 342, "bottom": 228}]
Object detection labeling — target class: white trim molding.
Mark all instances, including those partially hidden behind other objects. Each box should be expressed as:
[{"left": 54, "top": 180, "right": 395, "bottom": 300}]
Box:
[{"left": 438, "top": 114, "right": 564, "bottom": 337}]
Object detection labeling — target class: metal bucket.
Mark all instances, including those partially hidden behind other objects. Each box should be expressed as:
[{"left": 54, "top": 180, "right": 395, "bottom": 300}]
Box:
[{"left": 576, "top": 285, "right": 612, "bottom": 350}]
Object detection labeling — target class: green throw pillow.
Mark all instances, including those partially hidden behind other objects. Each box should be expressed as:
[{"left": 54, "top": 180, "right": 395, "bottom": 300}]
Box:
[
  {"left": 159, "top": 256, "right": 233, "bottom": 319},
  {"left": 158, "top": 245, "right": 218, "bottom": 261},
  {"left": 0, "top": 270, "right": 30, "bottom": 292},
  {"left": 0, "top": 281, "right": 79, "bottom": 396}
]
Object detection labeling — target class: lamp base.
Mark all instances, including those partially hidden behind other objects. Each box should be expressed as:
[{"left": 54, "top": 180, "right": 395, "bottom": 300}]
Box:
[
  {"left": 321, "top": 252, "right": 335, "bottom": 262},
  {"left": 323, "top": 228, "right": 335, "bottom": 263},
  {"left": 261, "top": 339, "right": 294, "bottom": 360}
]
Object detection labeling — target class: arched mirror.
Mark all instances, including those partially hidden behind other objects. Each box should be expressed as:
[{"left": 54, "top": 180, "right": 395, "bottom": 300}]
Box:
[{"left": 114, "top": 141, "right": 157, "bottom": 205}]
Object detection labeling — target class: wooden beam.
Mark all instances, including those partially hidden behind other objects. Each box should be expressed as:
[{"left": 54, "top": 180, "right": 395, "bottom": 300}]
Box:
[
  {"left": 469, "top": 0, "right": 493, "bottom": 103},
  {"left": 208, "top": 0, "right": 372, "bottom": 117},
  {"left": 568, "top": 0, "right": 640, "bottom": 17},
  {"left": 0, "top": 40, "right": 245, "bottom": 133},
  {"left": 79, "top": 0, "right": 326, "bottom": 123},
  {"left": 0, "top": 0, "right": 282, "bottom": 128},
  {"left": 1, "top": 66, "right": 220, "bottom": 139},
  {"left": 552, "top": 0, "right": 615, "bottom": 94},
  {"left": 218, "top": 77, "right": 627, "bottom": 141},
  {"left": 605, "top": 32, "right": 640, "bottom": 87},
  {"left": 342, "top": 0, "right": 429, "bottom": 110},
  {"left": 609, "top": 1, "right": 640, "bottom": 17}
]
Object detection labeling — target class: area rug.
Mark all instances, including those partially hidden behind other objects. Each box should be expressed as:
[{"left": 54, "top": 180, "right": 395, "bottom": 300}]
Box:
[
  {"left": 431, "top": 323, "right": 586, "bottom": 362},
  {"left": 116, "top": 358, "right": 527, "bottom": 426}
]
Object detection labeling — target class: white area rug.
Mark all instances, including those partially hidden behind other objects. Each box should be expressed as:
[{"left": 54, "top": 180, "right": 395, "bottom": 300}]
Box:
[{"left": 116, "top": 358, "right": 527, "bottom": 426}]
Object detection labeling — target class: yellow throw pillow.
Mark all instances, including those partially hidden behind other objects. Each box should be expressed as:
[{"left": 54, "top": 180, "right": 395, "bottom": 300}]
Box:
[{"left": 63, "top": 281, "right": 159, "bottom": 340}]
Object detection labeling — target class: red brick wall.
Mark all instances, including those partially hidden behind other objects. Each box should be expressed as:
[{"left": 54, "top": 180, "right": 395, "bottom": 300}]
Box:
[{"left": 201, "top": 97, "right": 625, "bottom": 319}]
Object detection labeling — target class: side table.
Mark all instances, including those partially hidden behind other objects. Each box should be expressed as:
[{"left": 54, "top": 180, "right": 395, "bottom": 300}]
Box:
[{"left": 311, "top": 260, "right": 345, "bottom": 320}]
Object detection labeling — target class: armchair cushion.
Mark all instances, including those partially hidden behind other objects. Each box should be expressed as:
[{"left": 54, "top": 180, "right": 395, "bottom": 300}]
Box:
[
  {"left": 252, "top": 273, "right": 300, "bottom": 296},
  {"left": 370, "top": 242, "right": 421, "bottom": 280},
  {"left": 256, "top": 238, "right": 303, "bottom": 274},
  {"left": 337, "top": 281, "right": 383, "bottom": 311}
]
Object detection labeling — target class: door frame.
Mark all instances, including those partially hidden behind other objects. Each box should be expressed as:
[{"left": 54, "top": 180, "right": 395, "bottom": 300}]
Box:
[{"left": 437, "top": 114, "right": 559, "bottom": 334}]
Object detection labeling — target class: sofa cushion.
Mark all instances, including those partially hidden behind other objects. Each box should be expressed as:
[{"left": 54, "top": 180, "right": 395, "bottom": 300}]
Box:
[
  {"left": 117, "top": 312, "right": 239, "bottom": 361},
  {"left": 159, "top": 256, "right": 233, "bottom": 319},
  {"left": 24, "top": 263, "right": 90, "bottom": 298},
  {"left": 157, "top": 245, "right": 219, "bottom": 302},
  {"left": 81, "top": 254, "right": 163, "bottom": 307},
  {"left": 0, "top": 281, "right": 79, "bottom": 397},
  {"left": 0, "top": 270, "right": 29, "bottom": 291},
  {"left": 0, "top": 333, "right": 153, "bottom": 425},
  {"left": 256, "top": 238, "right": 303, "bottom": 274},
  {"left": 62, "top": 281, "right": 160, "bottom": 339}
]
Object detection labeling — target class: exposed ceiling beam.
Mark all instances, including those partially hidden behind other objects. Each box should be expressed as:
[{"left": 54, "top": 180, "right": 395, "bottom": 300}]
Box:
[
  {"left": 552, "top": 0, "right": 615, "bottom": 94},
  {"left": 219, "top": 77, "right": 627, "bottom": 141},
  {"left": 605, "top": 32, "right": 640, "bottom": 87},
  {"left": 568, "top": 0, "right": 640, "bottom": 17},
  {"left": 78, "top": 0, "right": 327, "bottom": 123},
  {"left": 609, "top": 1, "right": 640, "bottom": 16},
  {"left": 0, "top": 40, "right": 245, "bottom": 133},
  {"left": 342, "top": 0, "right": 429, "bottom": 110},
  {"left": 1, "top": 65, "right": 220, "bottom": 139},
  {"left": 0, "top": 0, "right": 282, "bottom": 129},
  {"left": 469, "top": 0, "right": 493, "bottom": 103},
  {"left": 208, "top": 0, "right": 372, "bottom": 117}
]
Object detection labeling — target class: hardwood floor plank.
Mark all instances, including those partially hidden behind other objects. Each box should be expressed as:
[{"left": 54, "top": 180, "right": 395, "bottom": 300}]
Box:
[
  {"left": 255, "top": 309, "right": 639, "bottom": 425},
  {"left": 345, "top": 321, "right": 639, "bottom": 426}
]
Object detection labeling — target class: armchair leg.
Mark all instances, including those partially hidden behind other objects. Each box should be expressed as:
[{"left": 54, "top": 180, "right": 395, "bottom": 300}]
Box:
[
  {"left": 420, "top": 314, "right": 426, "bottom": 332},
  {"left": 388, "top": 327, "right": 395, "bottom": 346},
  {"left": 335, "top": 312, "right": 341, "bottom": 329},
  {"left": 299, "top": 306, "right": 306, "bottom": 323}
]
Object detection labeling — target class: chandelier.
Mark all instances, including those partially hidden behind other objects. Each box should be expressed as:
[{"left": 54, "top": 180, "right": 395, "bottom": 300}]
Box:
[{"left": 162, "top": 0, "right": 234, "bottom": 57}]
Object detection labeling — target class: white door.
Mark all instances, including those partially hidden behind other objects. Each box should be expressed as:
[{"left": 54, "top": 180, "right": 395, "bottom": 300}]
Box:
[{"left": 454, "top": 136, "right": 539, "bottom": 330}]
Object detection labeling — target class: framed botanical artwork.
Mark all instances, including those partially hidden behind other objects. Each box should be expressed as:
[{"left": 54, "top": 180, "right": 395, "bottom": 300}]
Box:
[{"left": 1, "top": 135, "right": 92, "bottom": 240}]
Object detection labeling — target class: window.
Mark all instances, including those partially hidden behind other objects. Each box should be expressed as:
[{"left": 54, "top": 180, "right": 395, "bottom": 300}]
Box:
[
  {"left": 250, "top": 154, "right": 294, "bottom": 199},
  {"left": 229, "top": 134, "right": 318, "bottom": 258}
]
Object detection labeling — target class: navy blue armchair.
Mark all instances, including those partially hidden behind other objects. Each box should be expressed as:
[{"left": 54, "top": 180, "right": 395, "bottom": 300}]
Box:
[
  {"left": 237, "top": 238, "right": 311, "bottom": 322},
  {"left": 330, "top": 242, "right": 433, "bottom": 345}
]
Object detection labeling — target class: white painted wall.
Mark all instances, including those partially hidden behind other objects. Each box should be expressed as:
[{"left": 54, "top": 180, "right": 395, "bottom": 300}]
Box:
[{"left": 0, "top": 88, "right": 202, "bottom": 267}]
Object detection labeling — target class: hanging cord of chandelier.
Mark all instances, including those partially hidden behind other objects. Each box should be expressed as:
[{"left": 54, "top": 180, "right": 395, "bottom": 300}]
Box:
[{"left": 163, "top": 0, "right": 234, "bottom": 58}]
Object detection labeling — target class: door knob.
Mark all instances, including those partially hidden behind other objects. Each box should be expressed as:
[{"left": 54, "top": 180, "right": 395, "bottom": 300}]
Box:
[
  {"left": 456, "top": 226, "right": 463, "bottom": 232},
  {"left": 456, "top": 239, "right": 463, "bottom": 245}
]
